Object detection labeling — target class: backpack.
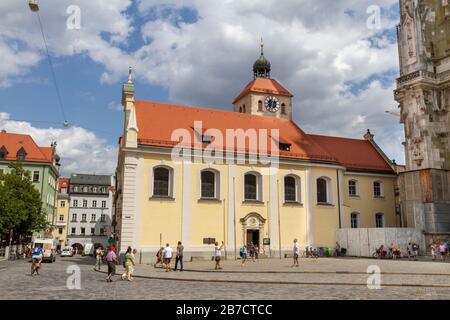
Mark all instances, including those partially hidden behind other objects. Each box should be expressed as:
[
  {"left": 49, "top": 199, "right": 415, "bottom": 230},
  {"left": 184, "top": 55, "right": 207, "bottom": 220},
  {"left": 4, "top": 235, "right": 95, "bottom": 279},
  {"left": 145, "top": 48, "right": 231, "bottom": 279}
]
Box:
[
  {"left": 122, "top": 254, "right": 128, "bottom": 268},
  {"left": 239, "top": 248, "right": 243, "bottom": 257},
  {"left": 413, "top": 244, "right": 419, "bottom": 251}
]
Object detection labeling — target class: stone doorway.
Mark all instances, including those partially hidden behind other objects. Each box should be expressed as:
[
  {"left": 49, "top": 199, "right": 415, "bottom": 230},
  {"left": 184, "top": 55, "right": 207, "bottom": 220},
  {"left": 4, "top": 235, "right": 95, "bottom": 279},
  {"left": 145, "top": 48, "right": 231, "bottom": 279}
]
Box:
[{"left": 240, "top": 212, "right": 266, "bottom": 249}]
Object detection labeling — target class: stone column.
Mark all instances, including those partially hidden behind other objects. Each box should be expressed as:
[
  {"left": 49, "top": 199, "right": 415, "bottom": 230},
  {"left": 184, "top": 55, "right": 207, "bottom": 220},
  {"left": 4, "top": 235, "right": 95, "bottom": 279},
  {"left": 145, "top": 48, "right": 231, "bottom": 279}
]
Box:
[
  {"left": 181, "top": 161, "right": 192, "bottom": 251},
  {"left": 305, "top": 167, "right": 314, "bottom": 247}
]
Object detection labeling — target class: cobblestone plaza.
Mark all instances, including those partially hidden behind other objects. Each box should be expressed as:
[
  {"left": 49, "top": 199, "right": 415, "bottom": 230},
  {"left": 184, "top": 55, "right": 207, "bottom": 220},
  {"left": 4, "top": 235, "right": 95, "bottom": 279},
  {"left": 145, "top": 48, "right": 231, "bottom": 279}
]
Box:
[{"left": 1, "top": 256, "right": 449, "bottom": 300}]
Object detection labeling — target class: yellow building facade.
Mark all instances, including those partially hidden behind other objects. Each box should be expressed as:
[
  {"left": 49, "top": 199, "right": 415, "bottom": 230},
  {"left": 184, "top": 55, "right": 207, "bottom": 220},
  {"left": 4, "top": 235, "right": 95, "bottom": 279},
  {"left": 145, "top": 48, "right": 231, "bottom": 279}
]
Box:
[
  {"left": 115, "top": 48, "right": 399, "bottom": 259},
  {"left": 52, "top": 178, "right": 70, "bottom": 249}
]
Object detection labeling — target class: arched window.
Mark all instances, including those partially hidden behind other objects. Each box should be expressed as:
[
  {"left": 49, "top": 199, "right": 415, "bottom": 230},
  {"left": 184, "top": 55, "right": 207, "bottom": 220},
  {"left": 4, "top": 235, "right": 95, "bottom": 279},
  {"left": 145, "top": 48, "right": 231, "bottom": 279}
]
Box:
[
  {"left": 239, "top": 107, "right": 242, "bottom": 113},
  {"left": 244, "top": 172, "right": 262, "bottom": 201},
  {"left": 317, "top": 177, "right": 329, "bottom": 204},
  {"left": 245, "top": 174, "right": 257, "bottom": 200},
  {"left": 243, "top": 104, "right": 246, "bottom": 113},
  {"left": 258, "top": 100, "right": 263, "bottom": 111},
  {"left": 348, "top": 180, "right": 358, "bottom": 196},
  {"left": 350, "top": 212, "right": 360, "bottom": 229},
  {"left": 373, "top": 181, "right": 383, "bottom": 198},
  {"left": 153, "top": 167, "right": 171, "bottom": 197},
  {"left": 375, "top": 213, "right": 384, "bottom": 228},
  {"left": 284, "top": 175, "right": 301, "bottom": 202},
  {"left": 281, "top": 103, "right": 286, "bottom": 115},
  {"left": 201, "top": 170, "right": 216, "bottom": 199}
]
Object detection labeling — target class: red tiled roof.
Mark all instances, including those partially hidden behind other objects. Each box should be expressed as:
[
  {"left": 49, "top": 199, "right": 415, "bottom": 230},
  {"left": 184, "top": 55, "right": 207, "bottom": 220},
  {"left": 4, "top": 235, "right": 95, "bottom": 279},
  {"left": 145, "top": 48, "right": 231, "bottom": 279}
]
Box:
[
  {"left": 308, "top": 134, "right": 394, "bottom": 172},
  {"left": 134, "top": 100, "right": 335, "bottom": 162},
  {"left": 0, "top": 131, "right": 53, "bottom": 163},
  {"left": 129, "top": 101, "right": 395, "bottom": 172},
  {"left": 57, "top": 177, "right": 70, "bottom": 192},
  {"left": 233, "top": 78, "right": 293, "bottom": 104}
]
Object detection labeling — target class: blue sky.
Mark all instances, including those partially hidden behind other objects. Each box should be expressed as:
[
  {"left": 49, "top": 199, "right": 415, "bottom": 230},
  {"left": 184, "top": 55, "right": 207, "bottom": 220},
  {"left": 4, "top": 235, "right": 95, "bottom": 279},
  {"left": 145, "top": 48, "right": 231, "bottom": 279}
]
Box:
[{"left": 0, "top": 0, "right": 404, "bottom": 175}]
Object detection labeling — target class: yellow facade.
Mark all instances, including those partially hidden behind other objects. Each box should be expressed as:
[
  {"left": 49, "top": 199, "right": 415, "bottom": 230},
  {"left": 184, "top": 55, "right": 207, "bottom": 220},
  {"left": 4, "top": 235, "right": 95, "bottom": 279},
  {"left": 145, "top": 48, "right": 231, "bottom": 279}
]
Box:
[
  {"left": 116, "top": 149, "right": 397, "bottom": 259},
  {"left": 52, "top": 196, "right": 69, "bottom": 248}
]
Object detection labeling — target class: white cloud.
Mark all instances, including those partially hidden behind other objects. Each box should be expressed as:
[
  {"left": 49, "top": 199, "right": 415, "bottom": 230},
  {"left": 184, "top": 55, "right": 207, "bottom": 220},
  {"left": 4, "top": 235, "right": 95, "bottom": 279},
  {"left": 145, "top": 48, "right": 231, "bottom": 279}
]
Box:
[
  {"left": 0, "top": 113, "right": 117, "bottom": 176},
  {"left": 0, "top": 0, "right": 406, "bottom": 163}
]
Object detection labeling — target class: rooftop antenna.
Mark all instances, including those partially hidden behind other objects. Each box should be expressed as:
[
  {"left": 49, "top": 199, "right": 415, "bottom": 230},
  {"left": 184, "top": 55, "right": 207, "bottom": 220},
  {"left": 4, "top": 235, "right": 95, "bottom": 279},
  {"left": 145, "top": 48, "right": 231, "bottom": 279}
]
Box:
[{"left": 128, "top": 66, "right": 133, "bottom": 83}]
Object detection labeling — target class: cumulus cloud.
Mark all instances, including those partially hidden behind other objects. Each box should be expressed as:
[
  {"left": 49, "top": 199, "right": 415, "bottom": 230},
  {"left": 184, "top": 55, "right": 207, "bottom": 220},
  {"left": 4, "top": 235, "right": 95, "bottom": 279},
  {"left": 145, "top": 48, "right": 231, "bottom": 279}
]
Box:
[
  {"left": 0, "top": 0, "right": 406, "bottom": 164},
  {"left": 0, "top": 113, "right": 118, "bottom": 176}
]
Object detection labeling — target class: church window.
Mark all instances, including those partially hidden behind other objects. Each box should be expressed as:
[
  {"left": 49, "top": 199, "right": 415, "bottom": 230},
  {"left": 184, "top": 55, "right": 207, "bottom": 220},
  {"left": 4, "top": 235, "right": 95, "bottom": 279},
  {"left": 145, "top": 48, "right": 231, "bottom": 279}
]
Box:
[
  {"left": 348, "top": 180, "right": 358, "bottom": 196},
  {"left": 373, "top": 181, "right": 383, "bottom": 198},
  {"left": 239, "top": 107, "right": 242, "bottom": 113},
  {"left": 201, "top": 170, "right": 216, "bottom": 199},
  {"left": 243, "top": 104, "right": 246, "bottom": 113},
  {"left": 284, "top": 175, "right": 300, "bottom": 202},
  {"left": 153, "top": 166, "right": 172, "bottom": 197},
  {"left": 317, "top": 177, "right": 330, "bottom": 204},
  {"left": 281, "top": 103, "right": 286, "bottom": 114},
  {"left": 350, "top": 212, "right": 360, "bottom": 228},
  {"left": 244, "top": 172, "right": 262, "bottom": 201},
  {"left": 375, "top": 213, "right": 384, "bottom": 228}
]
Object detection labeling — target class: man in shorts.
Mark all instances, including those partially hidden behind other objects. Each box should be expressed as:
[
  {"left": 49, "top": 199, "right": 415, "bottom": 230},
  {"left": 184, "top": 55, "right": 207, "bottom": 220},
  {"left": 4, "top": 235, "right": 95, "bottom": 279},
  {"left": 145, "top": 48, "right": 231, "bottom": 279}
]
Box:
[{"left": 162, "top": 243, "right": 173, "bottom": 272}]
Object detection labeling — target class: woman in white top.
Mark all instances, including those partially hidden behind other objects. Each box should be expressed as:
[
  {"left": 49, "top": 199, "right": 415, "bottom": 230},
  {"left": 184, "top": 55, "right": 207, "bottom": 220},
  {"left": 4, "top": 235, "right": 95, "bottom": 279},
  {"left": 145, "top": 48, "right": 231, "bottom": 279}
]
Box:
[{"left": 214, "top": 241, "right": 224, "bottom": 270}]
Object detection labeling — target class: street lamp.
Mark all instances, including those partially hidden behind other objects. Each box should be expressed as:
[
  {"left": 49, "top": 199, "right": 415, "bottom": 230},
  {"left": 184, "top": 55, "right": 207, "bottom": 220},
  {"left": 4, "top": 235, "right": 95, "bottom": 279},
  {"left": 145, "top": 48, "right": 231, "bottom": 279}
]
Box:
[{"left": 29, "top": 0, "right": 39, "bottom": 12}]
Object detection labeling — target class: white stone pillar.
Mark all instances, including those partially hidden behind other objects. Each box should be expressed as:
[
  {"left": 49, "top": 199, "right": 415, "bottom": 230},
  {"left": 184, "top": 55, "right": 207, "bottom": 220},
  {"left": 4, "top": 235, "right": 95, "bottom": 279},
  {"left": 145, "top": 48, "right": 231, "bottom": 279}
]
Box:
[
  {"left": 338, "top": 170, "right": 345, "bottom": 229},
  {"left": 269, "top": 173, "right": 279, "bottom": 256},
  {"left": 227, "top": 164, "right": 236, "bottom": 259},
  {"left": 181, "top": 161, "right": 192, "bottom": 250},
  {"left": 305, "top": 167, "right": 314, "bottom": 247}
]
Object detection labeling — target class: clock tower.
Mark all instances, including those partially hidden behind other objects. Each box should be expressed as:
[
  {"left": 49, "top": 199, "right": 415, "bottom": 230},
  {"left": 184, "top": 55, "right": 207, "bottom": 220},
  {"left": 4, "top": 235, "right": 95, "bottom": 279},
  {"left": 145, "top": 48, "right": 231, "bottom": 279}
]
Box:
[{"left": 233, "top": 39, "right": 294, "bottom": 120}]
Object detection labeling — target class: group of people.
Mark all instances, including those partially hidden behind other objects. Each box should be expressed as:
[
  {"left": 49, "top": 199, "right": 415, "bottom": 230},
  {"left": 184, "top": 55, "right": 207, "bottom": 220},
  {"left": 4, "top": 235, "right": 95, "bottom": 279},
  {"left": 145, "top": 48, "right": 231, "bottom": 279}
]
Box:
[
  {"left": 98, "top": 245, "right": 137, "bottom": 282},
  {"left": 431, "top": 241, "right": 450, "bottom": 261},
  {"left": 155, "top": 241, "right": 185, "bottom": 272},
  {"left": 239, "top": 242, "right": 259, "bottom": 266}
]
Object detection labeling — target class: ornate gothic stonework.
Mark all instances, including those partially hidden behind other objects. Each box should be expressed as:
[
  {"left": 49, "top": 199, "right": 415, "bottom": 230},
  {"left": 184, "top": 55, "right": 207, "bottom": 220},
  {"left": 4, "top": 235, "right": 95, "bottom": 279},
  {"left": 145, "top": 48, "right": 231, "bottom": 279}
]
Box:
[{"left": 395, "top": 0, "right": 450, "bottom": 234}]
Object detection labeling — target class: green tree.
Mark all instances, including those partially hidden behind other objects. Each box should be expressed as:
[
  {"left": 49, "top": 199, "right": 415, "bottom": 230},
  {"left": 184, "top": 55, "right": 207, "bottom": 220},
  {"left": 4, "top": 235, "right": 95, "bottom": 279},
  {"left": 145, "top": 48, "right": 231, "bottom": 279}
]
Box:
[{"left": 0, "top": 162, "right": 47, "bottom": 237}]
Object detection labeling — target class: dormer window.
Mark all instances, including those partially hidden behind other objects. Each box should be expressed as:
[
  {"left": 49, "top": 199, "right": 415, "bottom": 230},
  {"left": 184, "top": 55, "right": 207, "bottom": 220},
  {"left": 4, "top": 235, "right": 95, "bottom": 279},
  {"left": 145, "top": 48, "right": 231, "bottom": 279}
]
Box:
[
  {"left": 0, "top": 146, "right": 8, "bottom": 159},
  {"left": 279, "top": 143, "right": 291, "bottom": 152},
  {"left": 202, "top": 135, "right": 212, "bottom": 144},
  {"left": 16, "top": 147, "right": 27, "bottom": 161}
]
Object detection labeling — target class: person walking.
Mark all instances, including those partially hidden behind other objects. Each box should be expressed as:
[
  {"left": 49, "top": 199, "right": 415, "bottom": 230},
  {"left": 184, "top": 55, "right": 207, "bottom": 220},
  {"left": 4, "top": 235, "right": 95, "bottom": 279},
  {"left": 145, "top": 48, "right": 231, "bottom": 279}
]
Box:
[
  {"left": 240, "top": 244, "right": 247, "bottom": 266},
  {"left": 431, "top": 242, "right": 438, "bottom": 261},
  {"left": 121, "top": 247, "right": 136, "bottom": 281},
  {"left": 174, "top": 241, "right": 184, "bottom": 271},
  {"left": 162, "top": 243, "right": 173, "bottom": 272},
  {"left": 214, "top": 241, "right": 224, "bottom": 270},
  {"left": 254, "top": 244, "right": 259, "bottom": 260},
  {"left": 249, "top": 242, "right": 256, "bottom": 262},
  {"left": 412, "top": 242, "right": 419, "bottom": 261},
  {"left": 407, "top": 242, "right": 413, "bottom": 260},
  {"left": 155, "top": 247, "right": 164, "bottom": 268},
  {"left": 105, "top": 246, "right": 118, "bottom": 282},
  {"left": 31, "top": 245, "right": 43, "bottom": 276},
  {"left": 292, "top": 238, "right": 300, "bottom": 267},
  {"left": 439, "top": 242, "right": 447, "bottom": 261},
  {"left": 95, "top": 246, "right": 104, "bottom": 271}
]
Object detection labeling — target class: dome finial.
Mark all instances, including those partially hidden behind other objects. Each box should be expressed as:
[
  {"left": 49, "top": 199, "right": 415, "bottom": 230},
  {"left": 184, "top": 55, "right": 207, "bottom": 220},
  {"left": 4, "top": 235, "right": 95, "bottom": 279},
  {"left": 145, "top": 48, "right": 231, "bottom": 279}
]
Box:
[
  {"left": 260, "top": 37, "right": 264, "bottom": 55},
  {"left": 253, "top": 38, "right": 271, "bottom": 79}
]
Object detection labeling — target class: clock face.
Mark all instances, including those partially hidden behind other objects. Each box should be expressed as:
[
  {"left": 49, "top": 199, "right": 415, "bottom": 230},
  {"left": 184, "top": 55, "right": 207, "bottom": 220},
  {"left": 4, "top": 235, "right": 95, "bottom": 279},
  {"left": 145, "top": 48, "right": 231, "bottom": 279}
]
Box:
[{"left": 264, "top": 96, "right": 280, "bottom": 113}]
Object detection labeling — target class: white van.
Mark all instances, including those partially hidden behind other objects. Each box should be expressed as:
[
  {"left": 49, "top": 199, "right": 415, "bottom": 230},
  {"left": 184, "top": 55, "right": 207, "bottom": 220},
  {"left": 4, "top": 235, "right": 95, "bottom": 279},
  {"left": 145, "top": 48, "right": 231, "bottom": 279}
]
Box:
[{"left": 33, "top": 239, "right": 57, "bottom": 262}]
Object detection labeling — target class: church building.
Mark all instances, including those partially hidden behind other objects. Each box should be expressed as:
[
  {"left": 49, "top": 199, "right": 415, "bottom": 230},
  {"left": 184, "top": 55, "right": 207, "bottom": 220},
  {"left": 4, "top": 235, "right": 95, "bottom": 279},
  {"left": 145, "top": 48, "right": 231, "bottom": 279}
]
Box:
[{"left": 115, "top": 41, "right": 398, "bottom": 259}]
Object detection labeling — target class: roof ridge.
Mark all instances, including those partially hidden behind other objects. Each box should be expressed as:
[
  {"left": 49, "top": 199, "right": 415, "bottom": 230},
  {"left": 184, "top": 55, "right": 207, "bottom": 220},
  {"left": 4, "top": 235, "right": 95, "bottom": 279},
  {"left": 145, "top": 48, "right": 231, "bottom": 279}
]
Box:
[
  {"left": 308, "top": 133, "right": 367, "bottom": 142},
  {"left": 135, "top": 99, "right": 293, "bottom": 122}
]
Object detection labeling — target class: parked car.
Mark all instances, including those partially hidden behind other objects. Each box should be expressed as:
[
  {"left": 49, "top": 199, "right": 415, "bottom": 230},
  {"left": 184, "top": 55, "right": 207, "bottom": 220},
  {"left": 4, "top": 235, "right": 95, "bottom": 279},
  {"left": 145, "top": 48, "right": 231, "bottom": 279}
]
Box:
[{"left": 60, "top": 247, "right": 73, "bottom": 257}]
